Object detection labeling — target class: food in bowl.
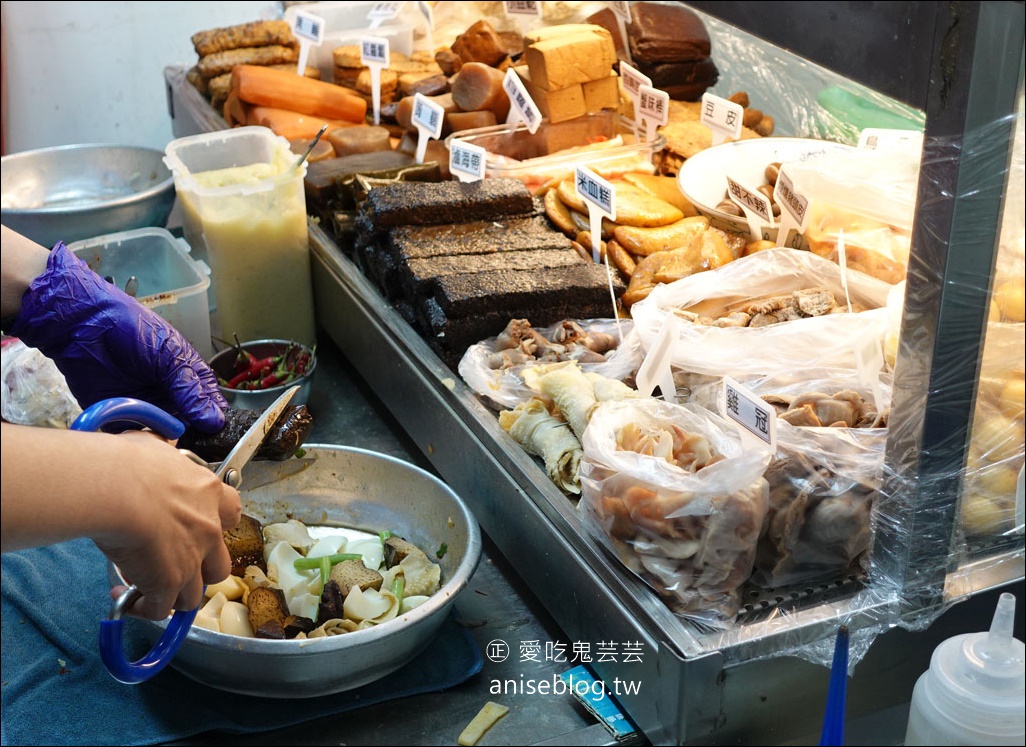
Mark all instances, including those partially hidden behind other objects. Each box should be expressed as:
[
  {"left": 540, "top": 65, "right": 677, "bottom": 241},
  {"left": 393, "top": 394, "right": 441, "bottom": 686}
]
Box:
[
  {"left": 209, "top": 338, "right": 316, "bottom": 409},
  {"left": 196, "top": 515, "right": 444, "bottom": 639},
  {"left": 676, "top": 137, "right": 855, "bottom": 240}
]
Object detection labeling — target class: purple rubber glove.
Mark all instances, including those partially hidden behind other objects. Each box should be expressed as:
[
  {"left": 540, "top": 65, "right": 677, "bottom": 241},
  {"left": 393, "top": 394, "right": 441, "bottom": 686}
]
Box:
[{"left": 10, "top": 242, "right": 227, "bottom": 432}]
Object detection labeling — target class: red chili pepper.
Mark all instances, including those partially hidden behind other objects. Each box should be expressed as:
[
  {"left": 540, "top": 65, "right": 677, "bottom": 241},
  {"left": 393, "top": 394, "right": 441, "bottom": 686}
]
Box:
[{"left": 259, "top": 372, "right": 285, "bottom": 388}]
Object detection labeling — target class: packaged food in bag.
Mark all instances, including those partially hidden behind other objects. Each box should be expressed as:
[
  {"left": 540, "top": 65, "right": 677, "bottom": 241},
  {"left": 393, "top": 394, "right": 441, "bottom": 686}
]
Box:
[{"left": 579, "top": 398, "right": 771, "bottom": 625}]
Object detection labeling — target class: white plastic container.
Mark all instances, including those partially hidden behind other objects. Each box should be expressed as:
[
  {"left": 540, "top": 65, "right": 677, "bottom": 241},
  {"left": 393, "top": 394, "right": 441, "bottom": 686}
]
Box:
[
  {"left": 163, "top": 127, "right": 317, "bottom": 348},
  {"left": 69, "top": 227, "right": 213, "bottom": 359},
  {"left": 904, "top": 591, "right": 1025, "bottom": 746},
  {"left": 282, "top": 1, "right": 418, "bottom": 81}
]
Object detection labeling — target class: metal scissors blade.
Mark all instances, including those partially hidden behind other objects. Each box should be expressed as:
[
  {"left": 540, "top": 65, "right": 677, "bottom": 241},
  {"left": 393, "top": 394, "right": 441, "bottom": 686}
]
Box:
[{"left": 215, "top": 384, "right": 301, "bottom": 489}]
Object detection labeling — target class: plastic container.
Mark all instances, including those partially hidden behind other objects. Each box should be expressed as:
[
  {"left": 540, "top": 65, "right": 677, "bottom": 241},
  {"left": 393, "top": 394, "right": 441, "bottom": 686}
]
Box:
[
  {"left": 68, "top": 227, "right": 213, "bottom": 359},
  {"left": 282, "top": 1, "right": 418, "bottom": 81},
  {"left": 444, "top": 111, "right": 665, "bottom": 193},
  {"left": 163, "top": 127, "right": 317, "bottom": 348},
  {"left": 904, "top": 591, "right": 1025, "bottom": 746}
]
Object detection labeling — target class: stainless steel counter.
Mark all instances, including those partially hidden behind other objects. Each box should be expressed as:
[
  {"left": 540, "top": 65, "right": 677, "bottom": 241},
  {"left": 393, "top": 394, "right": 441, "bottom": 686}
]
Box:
[{"left": 173, "top": 334, "right": 633, "bottom": 747}]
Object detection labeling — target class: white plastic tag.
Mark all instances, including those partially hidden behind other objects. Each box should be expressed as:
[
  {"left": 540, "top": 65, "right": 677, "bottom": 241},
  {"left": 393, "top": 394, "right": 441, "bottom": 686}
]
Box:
[
  {"left": 574, "top": 166, "right": 616, "bottom": 263},
  {"left": 726, "top": 175, "right": 772, "bottom": 242},
  {"left": 721, "top": 376, "right": 776, "bottom": 453},
  {"left": 291, "top": 10, "right": 324, "bottom": 77},
  {"left": 417, "top": 0, "right": 435, "bottom": 52},
  {"left": 450, "top": 140, "right": 486, "bottom": 182},
  {"left": 411, "top": 92, "right": 444, "bottom": 163},
  {"left": 504, "top": 0, "right": 542, "bottom": 37},
  {"left": 836, "top": 228, "right": 852, "bottom": 312},
  {"left": 608, "top": 1, "right": 634, "bottom": 64},
  {"left": 637, "top": 84, "right": 668, "bottom": 143},
  {"left": 367, "top": 1, "right": 405, "bottom": 29},
  {"left": 772, "top": 167, "right": 808, "bottom": 249},
  {"left": 619, "top": 62, "right": 651, "bottom": 105},
  {"left": 635, "top": 313, "right": 679, "bottom": 403},
  {"left": 701, "top": 92, "right": 744, "bottom": 145},
  {"left": 503, "top": 68, "right": 542, "bottom": 133},
  {"left": 361, "top": 36, "right": 389, "bottom": 125}
]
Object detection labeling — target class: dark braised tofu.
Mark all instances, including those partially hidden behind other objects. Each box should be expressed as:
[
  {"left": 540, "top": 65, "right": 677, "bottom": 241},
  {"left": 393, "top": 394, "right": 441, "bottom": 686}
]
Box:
[
  {"left": 329, "top": 559, "right": 383, "bottom": 597},
  {"left": 223, "top": 514, "right": 265, "bottom": 576},
  {"left": 383, "top": 536, "right": 422, "bottom": 568},
  {"left": 247, "top": 586, "right": 290, "bottom": 632}
]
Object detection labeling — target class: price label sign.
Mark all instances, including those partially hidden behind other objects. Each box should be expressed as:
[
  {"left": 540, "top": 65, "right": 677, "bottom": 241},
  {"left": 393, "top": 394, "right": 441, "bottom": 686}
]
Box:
[
  {"left": 292, "top": 10, "right": 324, "bottom": 44},
  {"left": 503, "top": 0, "right": 542, "bottom": 17},
  {"left": 411, "top": 92, "right": 444, "bottom": 163},
  {"left": 772, "top": 167, "right": 809, "bottom": 247},
  {"left": 361, "top": 36, "right": 390, "bottom": 125},
  {"left": 450, "top": 140, "right": 487, "bottom": 182},
  {"left": 701, "top": 92, "right": 744, "bottom": 145},
  {"left": 722, "top": 376, "right": 776, "bottom": 452},
  {"left": 367, "top": 1, "right": 406, "bottom": 28},
  {"left": 619, "top": 61, "right": 651, "bottom": 103},
  {"left": 503, "top": 68, "right": 542, "bottom": 133},
  {"left": 411, "top": 91, "right": 444, "bottom": 138},
  {"left": 726, "top": 175, "right": 773, "bottom": 241},
  {"left": 637, "top": 84, "right": 668, "bottom": 142},
  {"left": 575, "top": 165, "right": 616, "bottom": 263},
  {"left": 291, "top": 10, "right": 324, "bottom": 77}
]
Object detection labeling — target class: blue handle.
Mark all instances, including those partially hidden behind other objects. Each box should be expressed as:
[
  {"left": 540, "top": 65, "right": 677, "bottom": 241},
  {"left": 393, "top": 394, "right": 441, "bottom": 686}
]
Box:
[
  {"left": 71, "top": 397, "right": 185, "bottom": 440},
  {"left": 71, "top": 398, "right": 197, "bottom": 685}
]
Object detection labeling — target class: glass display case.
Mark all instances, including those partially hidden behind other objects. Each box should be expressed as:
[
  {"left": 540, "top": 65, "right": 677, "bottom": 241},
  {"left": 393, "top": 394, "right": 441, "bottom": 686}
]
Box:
[{"left": 302, "top": 2, "right": 1025, "bottom": 743}]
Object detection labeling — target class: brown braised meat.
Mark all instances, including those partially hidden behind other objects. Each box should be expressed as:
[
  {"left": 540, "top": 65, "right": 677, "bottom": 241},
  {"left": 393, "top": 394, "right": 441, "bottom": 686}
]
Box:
[{"left": 178, "top": 405, "right": 314, "bottom": 463}]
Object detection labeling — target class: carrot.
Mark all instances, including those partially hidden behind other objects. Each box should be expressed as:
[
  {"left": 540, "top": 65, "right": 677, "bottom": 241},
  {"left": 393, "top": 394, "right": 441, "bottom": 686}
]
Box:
[
  {"left": 231, "top": 64, "right": 367, "bottom": 123},
  {"left": 222, "top": 89, "right": 250, "bottom": 128},
  {"left": 247, "top": 105, "right": 356, "bottom": 141}
]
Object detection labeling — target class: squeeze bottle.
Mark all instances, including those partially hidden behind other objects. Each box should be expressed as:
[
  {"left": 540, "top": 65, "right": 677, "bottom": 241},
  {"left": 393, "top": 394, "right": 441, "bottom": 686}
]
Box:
[{"left": 904, "top": 591, "right": 1025, "bottom": 745}]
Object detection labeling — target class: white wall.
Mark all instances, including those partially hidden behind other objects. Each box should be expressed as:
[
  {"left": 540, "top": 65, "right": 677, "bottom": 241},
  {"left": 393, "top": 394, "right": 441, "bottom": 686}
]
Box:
[{"left": 2, "top": 1, "right": 277, "bottom": 154}]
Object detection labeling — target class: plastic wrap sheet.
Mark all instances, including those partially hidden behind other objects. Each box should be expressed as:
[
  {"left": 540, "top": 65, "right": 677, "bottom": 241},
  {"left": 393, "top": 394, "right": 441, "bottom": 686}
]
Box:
[
  {"left": 695, "top": 11, "right": 926, "bottom": 142},
  {"left": 458, "top": 317, "right": 643, "bottom": 410},
  {"left": 872, "top": 104, "right": 1025, "bottom": 634},
  {"left": 579, "top": 398, "right": 772, "bottom": 627}
]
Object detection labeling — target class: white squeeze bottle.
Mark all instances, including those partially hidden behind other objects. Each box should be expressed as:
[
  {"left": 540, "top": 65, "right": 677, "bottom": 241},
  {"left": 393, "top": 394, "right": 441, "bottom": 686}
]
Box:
[{"left": 904, "top": 591, "right": 1025, "bottom": 745}]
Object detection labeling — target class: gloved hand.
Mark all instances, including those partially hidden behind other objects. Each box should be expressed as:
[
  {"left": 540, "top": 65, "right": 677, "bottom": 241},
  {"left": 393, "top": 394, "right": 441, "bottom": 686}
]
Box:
[{"left": 9, "top": 242, "right": 227, "bottom": 432}]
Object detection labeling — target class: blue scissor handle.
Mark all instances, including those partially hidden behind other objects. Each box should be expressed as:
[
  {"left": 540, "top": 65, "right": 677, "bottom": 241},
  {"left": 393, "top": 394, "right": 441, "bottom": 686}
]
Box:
[{"left": 71, "top": 397, "right": 198, "bottom": 685}]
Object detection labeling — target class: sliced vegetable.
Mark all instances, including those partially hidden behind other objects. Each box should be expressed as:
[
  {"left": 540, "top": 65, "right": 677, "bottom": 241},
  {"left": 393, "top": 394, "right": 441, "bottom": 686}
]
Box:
[
  {"left": 391, "top": 576, "right": 405, "bottom": 609},
  {"left": 294, "top": 552, "right": 362, "bottom": 585},
  {"left": 231, "top": 64, "right": 367, "bottom": 122}
]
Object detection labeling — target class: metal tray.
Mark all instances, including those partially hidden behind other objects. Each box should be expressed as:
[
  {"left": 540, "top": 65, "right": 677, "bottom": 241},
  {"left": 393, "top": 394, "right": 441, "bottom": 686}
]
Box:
[{"left": 308, "top": 222, "right": 940, "bottom": 744}]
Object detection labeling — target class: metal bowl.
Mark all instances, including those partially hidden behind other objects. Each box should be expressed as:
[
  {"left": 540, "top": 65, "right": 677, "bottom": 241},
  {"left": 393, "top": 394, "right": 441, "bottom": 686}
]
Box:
[
  {"left": 115, "top": 445, "right": 481, "bottom": 698},
  {"left": 209, "top": 339, "right": 316, "bottom": 409},
  {"left": 0, "top": 144, "right": 176, "bottom": 247}
]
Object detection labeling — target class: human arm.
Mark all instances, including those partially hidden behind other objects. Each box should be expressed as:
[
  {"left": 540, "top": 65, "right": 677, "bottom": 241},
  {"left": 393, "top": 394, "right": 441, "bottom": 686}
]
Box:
[
  {"left": 0, "top": 421, "right": 242, "bottom": 619},
  {"left": 0, "top": 225, "right": 227, "bottom": 432}
]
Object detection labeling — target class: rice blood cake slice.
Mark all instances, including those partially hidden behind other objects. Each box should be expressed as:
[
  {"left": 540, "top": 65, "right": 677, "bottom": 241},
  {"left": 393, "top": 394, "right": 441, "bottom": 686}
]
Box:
[
  {"left": 385, "top": 215, "right": 572, "bottom": 261},
  {"left": 360, "top": 177, "right": 535, "bottom": 229}
]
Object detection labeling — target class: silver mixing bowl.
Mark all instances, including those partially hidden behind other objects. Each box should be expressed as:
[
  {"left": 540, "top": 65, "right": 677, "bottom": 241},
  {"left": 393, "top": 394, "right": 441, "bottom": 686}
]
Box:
[
  {"left": 113, "top": 445, "right": 481, "bottom": 698},
  {"left": 1, "top": 143, "right": 176, "bottom": 247}
]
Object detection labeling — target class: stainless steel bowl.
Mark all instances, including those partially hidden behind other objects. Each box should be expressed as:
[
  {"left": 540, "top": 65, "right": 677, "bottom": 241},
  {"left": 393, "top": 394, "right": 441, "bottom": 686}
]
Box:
[
  {"left": 1, "top": 144, "right": 176, "bottom": 247},
  {"left": 115, "top": 445, "right": 481, "bottom": 698},
  {"left": 209, "top": 339, "right": 316, "bottom": 409}
]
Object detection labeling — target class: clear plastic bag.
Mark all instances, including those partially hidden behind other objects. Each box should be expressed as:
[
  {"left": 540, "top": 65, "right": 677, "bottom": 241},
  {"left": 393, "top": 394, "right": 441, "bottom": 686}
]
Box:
[
  {"left": 579, "top": 398, "right": 771, "bottom": 626},
  {"left": 1, "top": 337, "right": 81, "bottom": 428},
  {"left": 458, "top": 318, "right": 644, "bottom": 410}
]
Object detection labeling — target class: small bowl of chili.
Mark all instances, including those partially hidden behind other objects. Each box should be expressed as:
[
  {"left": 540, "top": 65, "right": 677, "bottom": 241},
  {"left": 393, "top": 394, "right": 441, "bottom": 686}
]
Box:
[{"left": 209, "top": 339, "right": 316, "bottom": 410}]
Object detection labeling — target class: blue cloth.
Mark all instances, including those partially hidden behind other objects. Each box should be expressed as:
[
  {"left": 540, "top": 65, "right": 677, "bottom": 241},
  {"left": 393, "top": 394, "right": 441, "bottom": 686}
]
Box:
[{"left": 1, "top": 539, "right": 482, "bottom": 746}]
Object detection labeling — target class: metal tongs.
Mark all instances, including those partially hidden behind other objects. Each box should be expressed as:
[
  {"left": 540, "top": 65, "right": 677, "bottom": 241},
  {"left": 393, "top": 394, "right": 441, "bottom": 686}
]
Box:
[{"left": 70, "top": 385, "right": 300, "bottom": 684}]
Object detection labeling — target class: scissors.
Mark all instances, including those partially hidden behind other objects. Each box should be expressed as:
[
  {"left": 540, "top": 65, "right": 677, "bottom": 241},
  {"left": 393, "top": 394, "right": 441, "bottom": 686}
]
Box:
[{"left": 70, "top": 385, "right": 300, "bottom": 684}]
